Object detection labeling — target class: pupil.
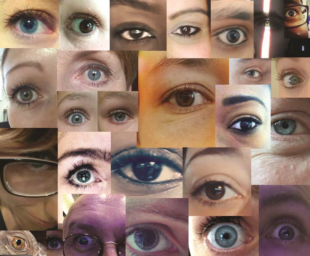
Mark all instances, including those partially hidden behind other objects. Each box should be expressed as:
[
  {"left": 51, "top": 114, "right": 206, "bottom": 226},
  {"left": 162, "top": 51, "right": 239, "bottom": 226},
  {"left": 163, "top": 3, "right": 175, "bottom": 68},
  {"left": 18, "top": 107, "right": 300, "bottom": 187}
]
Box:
[
  {"left": 50, "top": 239, "right": 60, "bottom": 249},
  {"left": 129, "top": 29, "right": 143, "bottom": 39},
  {"left": 288, "top": 10, "right": 295, "bottom": 17},
  {"left": 205, "top": 182, "right": 225, "bottom": 200},
  {"left": 175, "top": 91, "right": 195, "bottom": 107},
  {"left": 16, "top": 239, "right": 22, "bottom": 246},
  {"left": 115, "top": 112, "right": 126, "bottom": 122},
  {"left": 77, "top": 170, "right": 91, "bottom": 183},
  {"left": 279, "top": 226, "right": 295, "bottom": 240},
  {"left": 88, "top": 69, "right": 101, "bottom": 81},
  {"left": 79, "top": 237, "right": 89, "bottom": 245},
  {"left": 226, "top": 29, "right": 240, "bottom": 43},
  {"left": 289, "top": 75, "right": 300, "bottom": 85},
  {"left": 71, "top": 114, "right": 82, "bottom": 124},
  {"left": 134, "top": 230, "right": 159, "bottom": 250},
  {"left": 215, "top": 226, "right": 238, "bottom": 248},
  {"left": 20, "top": 18, "right": 38, "bottom": 34},
  {"left": 240, "top": 120, "right": 255, "bottom": 130},
  {"left": 181, "top": 26, "right": 191, "bottom": 35},
  {"left": 132, "top": 161, "right": 162, "bottom": 181},
  {"left": 20, "top": 89, "right": 33, "bottom": 102},
  {"left": 79, "top": 19, "right": 94, "bottom": 33},
  {"left": 274, "top": 119, "right": 296, "bottom": 135}
]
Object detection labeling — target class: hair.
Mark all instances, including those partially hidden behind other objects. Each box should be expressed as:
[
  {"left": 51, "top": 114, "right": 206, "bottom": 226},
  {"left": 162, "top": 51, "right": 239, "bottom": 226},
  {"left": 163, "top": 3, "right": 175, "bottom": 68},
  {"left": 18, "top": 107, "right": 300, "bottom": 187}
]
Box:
[
  {"left": 0, "top": 128, "right": 57, "bottom": 155},
  {"left": 1, "top": 48, "right": 9, "bottom": 83}
]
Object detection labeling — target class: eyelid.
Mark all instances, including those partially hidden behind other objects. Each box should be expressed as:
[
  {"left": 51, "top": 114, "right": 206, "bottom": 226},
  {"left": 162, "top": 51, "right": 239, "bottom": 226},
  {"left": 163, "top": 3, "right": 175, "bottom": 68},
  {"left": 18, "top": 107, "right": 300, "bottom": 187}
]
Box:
[
  {"left": 276, "top": 69, "right": 304, "bottom": 81},
  {"left": 68, "top": 13, "right": 102, "bottom": 28}
]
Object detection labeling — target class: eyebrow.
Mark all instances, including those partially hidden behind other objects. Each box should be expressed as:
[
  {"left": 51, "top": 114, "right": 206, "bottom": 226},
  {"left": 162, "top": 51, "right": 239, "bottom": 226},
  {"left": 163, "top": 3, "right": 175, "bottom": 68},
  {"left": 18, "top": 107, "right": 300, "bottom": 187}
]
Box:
[
  {"left": 110, "top": 0, "right": 162, "bottom": 13},
  {"left": 254, "top": 11, "right": 283, "bottom": 21},
  {"left": 59, "top": 148, "right": 111, "bottom": 162},
  {"left": 99, "top": 92, "right": 138, "bottom": 104},
  {"left": 185, "top": 148, "right": 241, "bottom": 169},
  {"left": 260, "top": 193, "right": 310, "bottom": 210},
  {"left": 212, "top": 7, "right": 253, "bottom": 21},
  {"left": 5, "top": 61, "right": 44, "bottom": 78},
  {"left": 222, "top": 95, "right": 266, "bottom": 109},
  {"left": 169, "top": 8, "right": 209, "bottom": 20},
  {"left": 236, "top": 59, "right": 270, "bottom": 64},
  {"left": 58, "top": 93, "right": 94, "bottom": 107}
]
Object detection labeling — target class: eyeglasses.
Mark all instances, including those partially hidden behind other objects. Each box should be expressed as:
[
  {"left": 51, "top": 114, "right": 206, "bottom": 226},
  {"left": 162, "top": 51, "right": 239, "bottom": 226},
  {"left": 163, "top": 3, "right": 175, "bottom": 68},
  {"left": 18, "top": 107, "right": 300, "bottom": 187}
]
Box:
[
  {"left": 0, "top": 157, "right": 57, "bottom": 198},
  {"left": 63, "top": 233, "right": 125, "bottom": 256},
  {"left": 284, "top": 5, "right": 309, "bottom": 28}
]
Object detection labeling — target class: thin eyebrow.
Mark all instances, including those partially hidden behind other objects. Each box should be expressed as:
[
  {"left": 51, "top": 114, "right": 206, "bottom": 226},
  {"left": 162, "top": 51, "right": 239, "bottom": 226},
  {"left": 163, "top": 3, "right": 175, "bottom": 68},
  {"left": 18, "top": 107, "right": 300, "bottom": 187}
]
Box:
[
  {"left": 110, "top": 0, "right": 162, "bottom": 13},
  {"left": 212, "top": 8, "right": 253, "bottom": 21},
  {"left": 58, "top": 93, "right": 94, "bottom": 107},
  {"left": 169, "top": 8, "right": 209, "bottom": 20},
  {"left": 5, "top": 61, "right": 44, "bottom": 78},
  {"left": 59, "top": 148, "right": 111, "bottom": 162},
  {"left": 222, "top": 95, "right": 266, "bottom": 109},
  {"left": 260, "top": 193, "right": 310, "bottom": 210}
]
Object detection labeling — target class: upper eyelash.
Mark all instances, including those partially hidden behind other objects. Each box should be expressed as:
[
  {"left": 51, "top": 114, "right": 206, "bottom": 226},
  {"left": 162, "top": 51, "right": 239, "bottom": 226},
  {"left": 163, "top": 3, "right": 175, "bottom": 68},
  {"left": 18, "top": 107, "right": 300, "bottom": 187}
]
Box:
[
  {"left": 7, "top": 83, "right": 40, "bottom": 100},
  {"left": 68, "top": 13, "right": 101, "bottom": 27},
  {"left": 191, "top": 180, "right": 233, "bottom": 197},
  {"left": 85, "top": 63, "right": 113, "bottom": 76},
  {"left": 228, "top": 115, "right": 263, "bottom": 129},
  {"left": 276, "top": 69, "right": 300, "bottom": 81},
  {"left": 63, "top": 109, "right": 90, "bottom": 120},
  {"left": 108, "top": 109, "right": 132, "bottom": 117},
  {"left": 172, "top": 26, "right": 201, "bottom": 38}
]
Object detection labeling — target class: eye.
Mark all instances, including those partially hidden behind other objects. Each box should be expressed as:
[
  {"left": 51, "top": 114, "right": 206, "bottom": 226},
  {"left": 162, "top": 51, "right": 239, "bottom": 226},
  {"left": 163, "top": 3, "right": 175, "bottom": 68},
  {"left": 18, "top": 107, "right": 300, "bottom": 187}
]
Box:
[
  {"left": 12, "top": 237, "right": 27, "bottom": 250},
  {"left": 255, "top": 18, "right": 281, "bottom": 31},
  {"left": 245, "top": 70, "right": 262, "bottom": 78},
  {"left": 64, "top": 109, "right": 89, "bottom": 126},
  {"left": 270, "top": 224, "right": 300, "bottom": 241},
  {"left": 285, "top": 9, "right": 298, "bottom": 18},
  {"left": 277, "top": 70, "right": 304, "bottom": 89},
  {"left": 47, "top": 236, "right": 63, "bottom": 250},
  {"left": 206, "top": 223, "right": 246, "bottom": 250},
  {"left": 228, "top": 116, "right": 262, "bottom": 133},
  {"left": 217, "top": 28, "right": 247, "bottom": 46},
  {"left": 127, "top": 225, "right": 178, "bottom": 254},
  {"left": 67, "top": 13, "right": 100, "bottom": 36},
  {"left": 171, "top": 26, "right": 201, "bottom": 37},
  {"left": 119, "top": 29, "right": 154, "bottom": 41},
  {"left": 9, "top": 85, "right": 41, "bottom": 106},
  {"left": 66, "top": 163, "right": 102, "bottom": 187},
  {"left": 109, "top": 110, "right": 133, "bottom": 124},
  {"left": 273, "top": 119, "right": 296, "bottom": 135}
]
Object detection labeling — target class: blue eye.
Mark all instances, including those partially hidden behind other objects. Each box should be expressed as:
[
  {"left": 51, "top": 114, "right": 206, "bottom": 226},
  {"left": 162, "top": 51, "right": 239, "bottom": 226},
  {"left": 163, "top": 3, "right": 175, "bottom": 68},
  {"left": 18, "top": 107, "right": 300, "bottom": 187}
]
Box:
[
  {"left": 88, "top": 69, "right": 102, "bottom": 81},
  {"left": 108, "top": 110, "right": 132, "bottom": 124},
  {"left": 19, "top": 17, "right": 39, "bottom": 34},
  {"left": 65, "top": 110, "right": 89, "bottom": 126},
  {"left": 68, "top": 13, "right": 100, "bottom": 35}
]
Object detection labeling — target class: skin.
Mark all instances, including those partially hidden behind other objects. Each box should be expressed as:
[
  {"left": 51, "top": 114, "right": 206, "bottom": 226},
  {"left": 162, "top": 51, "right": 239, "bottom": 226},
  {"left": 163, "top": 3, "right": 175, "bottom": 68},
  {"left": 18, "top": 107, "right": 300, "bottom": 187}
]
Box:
[
  {"left": 110, "top": 0, "right": 167, "bottom": 51},
  {"left": 3, "top": 49, "right": 57, "bottom": 128},
  {"left": 58, "top": 132, "right": 111, "bottom": 194},
  {"left": 189, "top": 187, "right": 259, "bottom": 256},
  {"left": 138, "top": 51, "right": 229, "bottom": 148},
  {"left": 276, "top": 58, "right": 310, "bottom": 97},
  {"left": 184, "top": 148, "right": 251, "bottom": 216},
  {"left": 284, "top": 0, "right": 308, "bottom": 38},
  {"left": 111, "top": 132, "right": 183, "bottom": 198},
  {"left": 47, "top": 230, "right": 63, "bottom": 256},
  {"left": 126, "top": 198, "right": 188, "bottom": 256},
  {"left": 0, "top": 0, "right": 59, "bottom": 48},
  {"left": 57, "top": 91, "right": 98, "bottom": 132},
  {"left": 59, "top": 0, "right": 109, "bottom": 50},
  {"left": 167, "top": 0, "right": 210, "bottom": 58},
  {"left": 98, "top": 92, "right": 138, "bottom": 132},
  {"left": 252, "top": 99, "right": 310, "bottom": 185},
  {"left": 260, "top": 186, "right": 310, "bottom": 255},
  {"left": 211, "top": 1, "right": 254, "bottom": 58},
  {"left": 57, "top": 51, "right": 128, "bottom": 91},
  {"left": 254, "top": 0, "right": 289, "bottom": 57},
  {"left": 216, "top": 85, "right": 271, "bottom": 148},
  {"left": 229, "top": 59, "right": 271, "bottom": 85},
  {"left": 63, "top": 194, "right": 126, "bottom": 256}
]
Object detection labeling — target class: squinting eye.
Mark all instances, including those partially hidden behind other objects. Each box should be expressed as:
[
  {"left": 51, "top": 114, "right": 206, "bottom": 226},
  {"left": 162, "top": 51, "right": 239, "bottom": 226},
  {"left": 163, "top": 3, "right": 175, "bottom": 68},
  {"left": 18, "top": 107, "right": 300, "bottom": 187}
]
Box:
[
  {"left": 65, "top": 110, "right": 88, "bottom": 125},
  {"left": 207, "top": 224, "right": 246, "bottom": 249},
  {"left": 120, "top": 29, "right": 154, "bottom": 41},
  {"left": 109, "top": 110, "right": 132, "bottom": 124},
  {"left": 172, "top": 26, "right": 200, "bottom": 37},
  {"left": 47, "top": 237, "right": 63, "bottom": 250},
  {"left": 217, "top": 29, "right": 247, "bottom": 45},
  {"left": 245, "top": 70, "right": 262, "bottom": 78},
  {"left": 12, "top": 237, "right": 27, "bottom": 250},
  {"left": 271, "top": 224, "right": 300, "bottom": 241},
  {"left": 67, "top": 13, "right": 100, "bottom": 35},
  {"left": 229, "top": 116, "right": 262, "bottom": 133}
]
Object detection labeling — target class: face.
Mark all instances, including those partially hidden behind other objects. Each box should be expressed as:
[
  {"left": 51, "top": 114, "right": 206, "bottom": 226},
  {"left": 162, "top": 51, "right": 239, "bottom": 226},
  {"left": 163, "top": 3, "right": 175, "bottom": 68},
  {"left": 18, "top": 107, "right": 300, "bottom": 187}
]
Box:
[
  {"left": 58, "top": 132, "right": 111, "bottom": 194},
  {"left": 63, "top": 195, "right": 126, "bottom": 256},
  {"left": 184, "top": 148, "right": 251, "bottom": 216},
  {"left": 98, "top": 92, "right": 138, "bottom": 132},
  {"left": 57, "top": 92, "right": 98, "bottom": 131},
  {"left": 59, "top": 0, "right": 109, "bottom": 50},
  {"left": 229, "top": 59, "right": 271, "bottom": 85},
  {"left": 126, "top": 198, "right": 188, "bottom": 256},
  {"left": 259, "top": 186, "right": 310, "bottom": 256},
  {"left": 110, "top": 0, "right": 167, "bottom": 51},
  {"left": 47, "top": 230, "right": 63, "bottom": 256},
  {"left": 216, "top": 85, "right": 271, "bottom": 148},
  {"left": 211, "top": 1, "right": 254, "bottom": 58},
  {"left": 138, "top": 52, "right": 229, "bottom": 148},
  {"left": 57, "top": 51, "right": 128, "bottom": 91},
  {"left": 3, "top": 49, "right": 57, "bottom": 128},
  {"left": 167, "top": 0, "right": 210, "bottom": 58},
  {"left": 252, "top": 98, "right": 310, "bottom": 185},
  {"left": 0, "top": 0, "right": 59, "bottom": 48},
  {"left": 189, "top": 188, "right": 259, "bottom": 256},
  {"left": 276, "top": 58, "right": 310, "bottom": 97},
  {"left": 111, "top": 132, "right": 183, "bottom": 198},
  {"left": 254, "top": 0, "right": 289, "bottom": 57}
]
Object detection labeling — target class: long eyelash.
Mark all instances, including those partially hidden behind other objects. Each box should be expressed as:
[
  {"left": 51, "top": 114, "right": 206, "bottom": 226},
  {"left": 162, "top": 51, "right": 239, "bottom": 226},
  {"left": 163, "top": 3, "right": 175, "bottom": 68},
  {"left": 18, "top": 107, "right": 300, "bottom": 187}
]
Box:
[
  {"left": 108, "top": 109, "right": 132, "bottom": 118},
  {"left": 68, "top": 13, "right": 101, "bottom": 27},
  {"left": 276, "top": 69, "right": 299, "bottom": 81},
  {"left": 86, "top": 63, "right": 113, "bottom": 76},
  {"left": 7, "top": 83, "right": 40, "bottom": 108},
  {"left": 47, "top": 234, "right": 62, "bottom": 240}
]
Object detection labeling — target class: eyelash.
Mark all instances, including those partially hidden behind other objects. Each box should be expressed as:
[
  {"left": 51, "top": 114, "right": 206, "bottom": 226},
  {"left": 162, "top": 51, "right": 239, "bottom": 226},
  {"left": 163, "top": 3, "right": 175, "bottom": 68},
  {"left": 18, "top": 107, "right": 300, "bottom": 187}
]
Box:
[
  {"left": 108, "top": 109, "right": 133, "bottom": 124},
  {"left": 114, "top": 25, "right": 156, "bottom": 42},
  {"left": 213, "top": 26, "right": 248, "bottom": 49},
  {"left": 7, "top": 83, "right": 42, "bottom": 108},
  {"left": 171, "top": 26, "right": 201, "bottom": 38},
  {"left": 47, "top": 234, "right": 63, "bottom": 250},
  {"left": 63, "top": 108, "right": 90, "bottom": 126},
  {"left": 228, "top": 115, "right": 262, "bottom": 134}
]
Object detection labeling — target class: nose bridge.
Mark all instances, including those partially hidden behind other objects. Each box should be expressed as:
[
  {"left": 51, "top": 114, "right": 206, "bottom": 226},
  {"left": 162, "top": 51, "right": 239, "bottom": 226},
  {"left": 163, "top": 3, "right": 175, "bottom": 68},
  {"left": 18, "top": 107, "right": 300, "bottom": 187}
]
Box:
[{"left": 102, "top": 243, "right": 118, "bottom": 256}]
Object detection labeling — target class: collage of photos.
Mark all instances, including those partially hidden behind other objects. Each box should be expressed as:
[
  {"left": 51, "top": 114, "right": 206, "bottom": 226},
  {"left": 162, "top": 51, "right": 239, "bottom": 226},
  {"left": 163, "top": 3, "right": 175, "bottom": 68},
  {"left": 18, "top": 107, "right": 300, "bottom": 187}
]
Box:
[{"left": 0, "top": 0, "right": 310, "bottom": 255}]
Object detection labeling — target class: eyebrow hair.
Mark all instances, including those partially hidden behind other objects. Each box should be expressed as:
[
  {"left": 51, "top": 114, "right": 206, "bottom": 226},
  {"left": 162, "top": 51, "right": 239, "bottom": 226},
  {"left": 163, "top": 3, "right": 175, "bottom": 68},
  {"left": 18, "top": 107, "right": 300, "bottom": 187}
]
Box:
[
  {"left": 110, "top": 0, "right": 162, "bottom": 13},
  {"left": 185, "top": 148, "right": 241, "bottom": 169},
  {"left": 254, "top": 11, "right": 283, "bottom": 21},
  {"left": 236, "top": 58, "right": 270, "bottom": 63},
  {"left": 99, "top": 92, "right": 138, "bottom": 104},
  {"left": 58, "top": 92, "right": 95, "bottom": 107},
  {"left": 5, "top": 61, "right": 44, "bottom": 78},
  {"left": 222, "top": 95, "right": 266, "bottom": 109},
  {"left": 212, "top": 7, "right": 253, "bottom": 21},
  {"left": 169, "top": 8, "right": 209, "bottom": 20},
  {"left": 59, "top": 148, "right": 111, "bottom": 162}
]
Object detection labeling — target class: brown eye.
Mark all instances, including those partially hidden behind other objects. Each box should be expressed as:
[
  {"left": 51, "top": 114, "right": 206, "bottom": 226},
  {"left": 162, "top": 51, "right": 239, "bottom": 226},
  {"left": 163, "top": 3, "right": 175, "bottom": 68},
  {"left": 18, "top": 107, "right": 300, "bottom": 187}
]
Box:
[{"left": 12, "top": 237, "right": 26, "bottom": 250}]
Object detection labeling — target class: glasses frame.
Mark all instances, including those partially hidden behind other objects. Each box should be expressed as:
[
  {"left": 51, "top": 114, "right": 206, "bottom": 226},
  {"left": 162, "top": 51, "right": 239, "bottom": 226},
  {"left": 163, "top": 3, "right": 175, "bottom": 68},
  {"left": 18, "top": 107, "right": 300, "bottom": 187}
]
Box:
[
  {"left": 63, "top": 233, "right": 124, "bottom": 256},
  {"left": 284, "top": 4, "right": 309, "bottom": 28},
  {"left": 0, "top": 157, "right": 58, "bottom": 198}
]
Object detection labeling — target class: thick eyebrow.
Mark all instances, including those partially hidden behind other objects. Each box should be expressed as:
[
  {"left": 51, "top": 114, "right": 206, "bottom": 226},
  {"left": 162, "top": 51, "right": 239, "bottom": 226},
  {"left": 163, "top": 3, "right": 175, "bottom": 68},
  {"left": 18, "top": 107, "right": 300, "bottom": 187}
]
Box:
[
  {"left": 185, "top": 148, "right": 241, "bottom": 169},
  {"left": 260, "top": 193, "right": 310, "bottom": 210},
  {"left": 212, "top": 7, "right": 253, "bottom": 21},
  {"left": 58, "top": 93, "right": 94, "bottom": 107},
  {"left": 99, "top": 92, "right": 138, "bottom": 104},
  {"left": 222, "top": 95, "right": 266, "bottom": 109},
  {"left": 169, "top": 8, "right": 208, "bottom": 20},
  {"left": 254, "top": 11, "right": 283, "bottom": 21},
  {"left": 110, "top": 0, "right": 161, "bottom": 13},
  {"left": 59, "top": 148, "right": 111, "bottom": 162},
  {"left": 5, "top": 61, "right": 44, "bottom": 78}
]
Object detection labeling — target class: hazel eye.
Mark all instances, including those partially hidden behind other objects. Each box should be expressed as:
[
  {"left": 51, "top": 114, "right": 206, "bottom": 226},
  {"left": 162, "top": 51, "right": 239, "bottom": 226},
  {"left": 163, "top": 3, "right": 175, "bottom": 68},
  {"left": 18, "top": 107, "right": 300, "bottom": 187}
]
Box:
[
  {"left": 229, "top": 117, "right": 262, "bottom": 133},
  {"left": 217, "top": 29, "right": 247, "bottom": 45},
  {"left": 120, "top": 29, "right": 154, "bottom": 40},
  {"left": 16, "top": 88, "right": 39, "bottom": 103},
  {"left": 12, "top": 237, "right": 27, "bottom": 250},
  {"left": 172, "top": 26, "right": 200, "bottom": 37},
  {"left": 65, "top": 111, "right": 88, "bottom": 125}
]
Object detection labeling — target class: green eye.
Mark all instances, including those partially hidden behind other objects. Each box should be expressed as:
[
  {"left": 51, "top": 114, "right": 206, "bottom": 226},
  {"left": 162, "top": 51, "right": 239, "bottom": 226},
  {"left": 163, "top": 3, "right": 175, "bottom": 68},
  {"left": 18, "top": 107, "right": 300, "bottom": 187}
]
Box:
[{"left": 72, "top": 18, "right": 96, "bottom": 34}]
